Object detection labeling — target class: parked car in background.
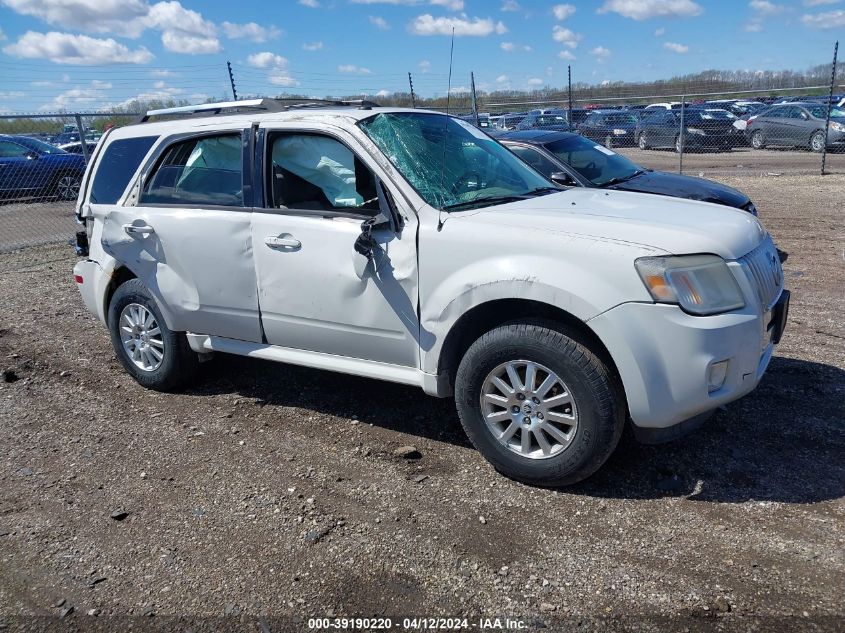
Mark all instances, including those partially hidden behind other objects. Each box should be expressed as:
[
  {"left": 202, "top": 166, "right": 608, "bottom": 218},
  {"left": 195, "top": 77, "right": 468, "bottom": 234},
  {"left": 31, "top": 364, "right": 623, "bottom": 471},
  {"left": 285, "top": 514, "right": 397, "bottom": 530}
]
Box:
[
  {"left": 498, "top": 130, "right": 760, "bottom": 216},
  {"left": 491, "top": 113, "right": 527, "bottom": 131},
  {"left": 746, "top": 102, "right": 845, "bottom": 152},
  {"left": 58, "top": 140, "right": 100, "bottom": 156},
  {"left": 516, "top": 109, "right": 570, "bottom": 132},
  {"left": 0, "top": 135, "right": 86, "bottom": 200},
  {"left": 636, "top": 107, "right": 736, "bottom": 152},
  {"left": 577, "top": 110, "right": 639, "bottom": 147},
  {"left": 644, "top": 102, "right": 681, "bottom": 111}
]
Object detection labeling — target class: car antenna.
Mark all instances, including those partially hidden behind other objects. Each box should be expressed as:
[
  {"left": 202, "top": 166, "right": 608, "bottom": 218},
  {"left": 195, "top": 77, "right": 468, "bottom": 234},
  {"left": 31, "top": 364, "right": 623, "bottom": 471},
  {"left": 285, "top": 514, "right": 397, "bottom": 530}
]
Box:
[{"left": 437, "top": 27, "right": 455, "bottom": 232}]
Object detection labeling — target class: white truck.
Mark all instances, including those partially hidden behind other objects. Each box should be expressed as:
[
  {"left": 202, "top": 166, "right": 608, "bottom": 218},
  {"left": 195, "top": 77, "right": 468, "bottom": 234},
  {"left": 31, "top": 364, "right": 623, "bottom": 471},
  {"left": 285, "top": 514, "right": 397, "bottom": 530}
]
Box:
[{"left": 73, "top": 99, "right": 789, "bottom": 485}]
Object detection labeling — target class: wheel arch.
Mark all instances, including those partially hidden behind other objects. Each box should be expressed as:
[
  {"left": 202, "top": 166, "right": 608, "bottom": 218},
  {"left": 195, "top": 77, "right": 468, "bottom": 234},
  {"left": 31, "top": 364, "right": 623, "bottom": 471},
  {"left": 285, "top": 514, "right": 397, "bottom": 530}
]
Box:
[
  {"left": 103, "top": 265, "right": 137, "bottom": 322},
  {"left": 435, "top": 298, "right": 625, "bottom": 406}
]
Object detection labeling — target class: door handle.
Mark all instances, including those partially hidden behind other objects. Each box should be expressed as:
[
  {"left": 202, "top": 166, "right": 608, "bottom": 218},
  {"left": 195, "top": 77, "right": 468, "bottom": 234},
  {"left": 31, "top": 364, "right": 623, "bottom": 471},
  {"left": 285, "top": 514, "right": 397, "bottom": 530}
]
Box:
[
  {"left": 264, "top": 235, "right": 301, "bottom": 249},
  {"left": 123, "top": 223, "right": 155, "bottom": 236}
]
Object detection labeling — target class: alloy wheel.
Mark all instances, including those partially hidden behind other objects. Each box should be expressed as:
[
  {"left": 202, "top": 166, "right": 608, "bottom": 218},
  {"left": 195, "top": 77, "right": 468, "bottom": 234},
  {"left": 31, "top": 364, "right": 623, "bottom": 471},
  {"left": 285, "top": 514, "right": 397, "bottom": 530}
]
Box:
[
  {"left": 119, "top": 303, "right": 165, "bottom": 372},
  {"left": 479, "top": 360, "right": 578, "bottom": 460},
  {"left": 56, "top": 175, "right": 80, "bottom": 200}
]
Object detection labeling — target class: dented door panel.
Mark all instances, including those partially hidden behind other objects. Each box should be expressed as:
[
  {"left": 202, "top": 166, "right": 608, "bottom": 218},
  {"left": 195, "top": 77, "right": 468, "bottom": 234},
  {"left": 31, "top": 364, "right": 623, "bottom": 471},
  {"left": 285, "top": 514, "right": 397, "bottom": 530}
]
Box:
[{"left": 100, "top": 205, "right": 262, "bottom": 341}]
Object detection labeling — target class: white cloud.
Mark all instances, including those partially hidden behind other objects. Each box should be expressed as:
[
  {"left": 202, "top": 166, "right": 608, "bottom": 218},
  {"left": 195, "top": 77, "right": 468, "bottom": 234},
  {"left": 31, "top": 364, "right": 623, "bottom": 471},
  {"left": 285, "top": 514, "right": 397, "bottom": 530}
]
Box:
[
  {"left": 803, "top": 0, "right": 841, "bottom": 5},
  {"left": 552, "top": 4, "right": 576, "bottom": 20},
  {"left": 299, "top": 0, "right": 320, "bottom": 7},
  {"left": 370, "top": 16, "right": 390, "bottom": 29},
  {"left": 269, "top": 73, "right": 299, "bottom": 86},
  {"left": 663, "top": 41, "right": 688, "bottom": 53},
  {"left": 558, "top": 49, "right": 576, "bottom": 60},
  {"left": 0, "top": 91, "right": 26, "bottom": 99},
  {"left": 409, "top": 14, "right": 507, "bottom": 36},
  {"left": 598, "top": 0, "right": 703, "bottom": 20},
  {"left": 160, "top": 31, "right": 219, "bottom": 54},
  {"left": 501, "top": 1, "right": 520, "bottom": 11},
  {"left": 654, "top": 27, "right": 666, "bottom": 36},
  {"left": 500, "top": 41, "right": 515, "bottom": 51},
  {"left": 552, "top": 25, "right": 581, "bottom": 48},
  {"left": 39, "top": 79, "right": 117, "bottom": 110},
  {"left": 3, "top": 31, "right": 153, "bottom": 64},
  {"left": 351, "top": 0, "right": 464, "bottom": 9},
  {"left": 418, "top": 59, "right": 431, "bottom": 72},
  {"left": 221, "top": 21, "right": 280, "bottom": 42},
  {"left": 150, "top": 69, "right": 174, "bottom": 77},
  {"left": 0, "top": 0, "right": 150, "bottom": 37},
  {"left": 247, "top": 52, "right": 288, "bottom": 68},
  {"left": 302, "top": 41, "right": 323, "bottom": 50},
  {"left": 591, "top": 46, "right": 611, "bottom": 61},
  {"left": 527, "top": 77, "right": 543, "bottom": 86},
  {"left": 375, "top": 89, "right": 391, "bottom": 97},
  {"left": 744, "top": 21, "right": 764, "bottom": 31},
  {"left": 801, "top": 9, "right": 845, "bottom": 26},
  {"left": 749, "top": 0, "right": 786, "bottom": 15},
  {"left": 496, "top": 74, "right": 508, "bottom": 82},
  {"left": 338, "top": 64, "right": 372, "bottom": 74}
]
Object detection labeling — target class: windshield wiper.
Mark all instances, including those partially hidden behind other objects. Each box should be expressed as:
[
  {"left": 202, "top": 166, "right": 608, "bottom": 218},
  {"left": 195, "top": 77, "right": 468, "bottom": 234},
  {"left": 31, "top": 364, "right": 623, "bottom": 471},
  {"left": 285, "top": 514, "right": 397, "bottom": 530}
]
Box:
[
  {"left": 526, "top": 186, "right": 561, "bottom": 196},
  {"left": 597, "top": 169, "right": 645, "bottom": 188},
  {"left": 443, "top": 194, "right": 531, "bottom": 211}
]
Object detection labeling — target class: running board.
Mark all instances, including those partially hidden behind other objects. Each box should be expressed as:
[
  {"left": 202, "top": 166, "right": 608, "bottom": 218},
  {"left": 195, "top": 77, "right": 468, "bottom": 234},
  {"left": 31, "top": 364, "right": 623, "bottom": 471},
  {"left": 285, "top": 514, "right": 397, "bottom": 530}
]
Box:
[{"left": 185, "top": 333, "right": 448, "bottom": 395}]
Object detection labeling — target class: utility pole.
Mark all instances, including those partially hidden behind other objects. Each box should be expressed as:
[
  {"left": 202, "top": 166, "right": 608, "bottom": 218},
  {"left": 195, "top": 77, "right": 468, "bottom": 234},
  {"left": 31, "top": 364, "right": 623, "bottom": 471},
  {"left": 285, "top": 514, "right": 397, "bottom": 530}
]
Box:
[
  {"left": 227, "top": 61, "right": 238, "bottom": 101},
  {"left": 408, "top": 72, "right": 416, "bottom": 108},
  {"left": 822, "top": 41, "right": 839, "bottom": 176},
  {"left": 470, "top": 71, "right": 479, "bottom": 126},
  {"left": 567, "top": 65, "right": 573, "bottom": 132}
]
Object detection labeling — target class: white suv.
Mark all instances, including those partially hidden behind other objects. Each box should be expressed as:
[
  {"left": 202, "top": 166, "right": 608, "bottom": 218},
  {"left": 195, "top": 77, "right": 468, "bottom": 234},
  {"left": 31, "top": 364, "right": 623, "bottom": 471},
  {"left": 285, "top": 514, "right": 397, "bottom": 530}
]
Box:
[{"left": 73, "top": 99, "right": 789, "bottom": 486}]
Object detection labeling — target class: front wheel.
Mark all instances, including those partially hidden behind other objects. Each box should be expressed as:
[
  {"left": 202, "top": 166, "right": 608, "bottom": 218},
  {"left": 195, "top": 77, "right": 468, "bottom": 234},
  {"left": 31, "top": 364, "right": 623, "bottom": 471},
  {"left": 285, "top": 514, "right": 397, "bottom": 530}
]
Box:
[
  {"left": 108, "top": 279, "right": 199, "bottom": 391},
  {"left": 454, "top": 323, "right": 625, "bottom": 487},
  {"left": 638, "top": 133, "right": 649, "bottom": 150},
  {"left": 604, "top": 135, "right": 614, "bottom": 149},
  {"left": 49, "top": 172, "right": 82, "bottom": 200},
  {"left": 751, "top": 130, "right": 765, "bottom": 150},
  {"left": 810, "top": 130, "right": 826, "bottom": 153}
]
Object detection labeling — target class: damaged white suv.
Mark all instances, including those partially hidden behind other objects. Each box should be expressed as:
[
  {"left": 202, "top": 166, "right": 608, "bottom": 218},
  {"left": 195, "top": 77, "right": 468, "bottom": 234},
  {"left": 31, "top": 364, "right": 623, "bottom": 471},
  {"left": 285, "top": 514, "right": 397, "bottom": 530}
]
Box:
[{"left": 73, "top": 99, "right": 788, "bottom": 486}]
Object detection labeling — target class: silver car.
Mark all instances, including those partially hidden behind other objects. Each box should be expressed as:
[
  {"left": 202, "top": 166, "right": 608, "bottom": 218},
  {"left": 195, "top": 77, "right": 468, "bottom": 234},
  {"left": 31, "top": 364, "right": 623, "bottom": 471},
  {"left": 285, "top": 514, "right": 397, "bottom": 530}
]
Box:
[{"left": 746, "top": 102, "right": 845, "bottom": 152}]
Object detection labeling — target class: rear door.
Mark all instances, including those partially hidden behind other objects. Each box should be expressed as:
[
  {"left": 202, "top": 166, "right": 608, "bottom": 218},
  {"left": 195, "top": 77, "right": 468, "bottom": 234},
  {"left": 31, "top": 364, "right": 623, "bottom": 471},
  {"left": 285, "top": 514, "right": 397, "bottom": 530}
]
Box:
[
  {"left": 99, "top": 130, "right": 262, "bottom": 341},
  {"left": 250, "top": 124, "right": 420, "bottom": 368}
]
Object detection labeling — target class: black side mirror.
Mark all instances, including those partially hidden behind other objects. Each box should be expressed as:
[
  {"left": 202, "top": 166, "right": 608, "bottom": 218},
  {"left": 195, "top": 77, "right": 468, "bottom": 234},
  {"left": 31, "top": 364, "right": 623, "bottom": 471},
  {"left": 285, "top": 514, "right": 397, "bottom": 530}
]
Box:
[{"left": 550, "top": 171, "right": 576, "bottom": 187}]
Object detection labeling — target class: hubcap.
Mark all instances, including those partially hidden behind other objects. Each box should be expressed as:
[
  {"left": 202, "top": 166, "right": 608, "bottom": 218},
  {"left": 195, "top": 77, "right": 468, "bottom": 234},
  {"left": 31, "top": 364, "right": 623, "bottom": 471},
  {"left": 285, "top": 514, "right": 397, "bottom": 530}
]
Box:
[
  {"left": 57, "top": 175, "right": 80, "bottom": 199},
  {"left": 480, "top": 360, "right": 578, "bottom": 460},
  {"left": 812, "top": 134, "right": 824, "bottom": 151},
  {"left": 119, "top": 303, "right": 165, "bottom": 372}
]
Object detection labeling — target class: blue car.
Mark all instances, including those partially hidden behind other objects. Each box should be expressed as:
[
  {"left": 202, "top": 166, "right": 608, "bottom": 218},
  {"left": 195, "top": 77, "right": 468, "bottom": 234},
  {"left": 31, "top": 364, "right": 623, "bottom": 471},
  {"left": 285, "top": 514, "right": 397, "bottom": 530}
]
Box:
[{"left": 0, "top": 135, "right": 86, "bottom": 201}]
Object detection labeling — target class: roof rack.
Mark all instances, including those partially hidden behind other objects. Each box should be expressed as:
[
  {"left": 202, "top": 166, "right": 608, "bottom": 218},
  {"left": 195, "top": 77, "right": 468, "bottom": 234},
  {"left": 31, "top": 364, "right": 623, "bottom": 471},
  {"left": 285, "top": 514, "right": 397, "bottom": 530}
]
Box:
[{"left": 138, "top": 98, "right": 382, "bottom": 123}]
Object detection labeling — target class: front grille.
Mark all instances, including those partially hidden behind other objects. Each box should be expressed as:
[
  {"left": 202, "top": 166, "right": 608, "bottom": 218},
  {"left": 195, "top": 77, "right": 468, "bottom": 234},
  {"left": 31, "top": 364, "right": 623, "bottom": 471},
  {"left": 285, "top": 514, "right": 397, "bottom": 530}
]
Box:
[{"left": 740, "top": 235, "right": 784, "bottom": 310}]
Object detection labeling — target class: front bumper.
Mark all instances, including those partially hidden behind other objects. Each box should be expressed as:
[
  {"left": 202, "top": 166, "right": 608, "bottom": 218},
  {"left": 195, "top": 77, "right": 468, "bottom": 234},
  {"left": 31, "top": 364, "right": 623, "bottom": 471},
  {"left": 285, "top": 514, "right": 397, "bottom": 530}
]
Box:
[{"left": 588, "top": 291, "right": 789, "bottom": 429}]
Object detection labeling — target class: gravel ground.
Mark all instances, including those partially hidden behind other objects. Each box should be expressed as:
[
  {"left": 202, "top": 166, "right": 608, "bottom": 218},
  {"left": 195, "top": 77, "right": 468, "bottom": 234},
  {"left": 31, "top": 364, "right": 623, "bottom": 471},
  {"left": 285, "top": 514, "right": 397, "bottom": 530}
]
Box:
[{"left": 0, "top": 175, "right": 843, "bottom": 632}]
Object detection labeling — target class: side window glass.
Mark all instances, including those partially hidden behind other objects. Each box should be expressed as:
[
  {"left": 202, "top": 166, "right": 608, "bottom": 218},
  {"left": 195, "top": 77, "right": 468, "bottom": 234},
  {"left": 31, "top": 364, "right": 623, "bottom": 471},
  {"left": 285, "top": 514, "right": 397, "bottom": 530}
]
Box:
[
  {"left": 0, "top": 141, "right": 28, "bottom": 158},
  {"left": 90, "top": 136, "right": 158, "bottom": 204},
  {"left": 140, "top": 134, "right": 243, "bottom": 207},
  {"left": 509, "top": 146, "right": 559, "bottom": 178},
  {"left": 269, "top": 133, "right": 379, "bottom": 215}
]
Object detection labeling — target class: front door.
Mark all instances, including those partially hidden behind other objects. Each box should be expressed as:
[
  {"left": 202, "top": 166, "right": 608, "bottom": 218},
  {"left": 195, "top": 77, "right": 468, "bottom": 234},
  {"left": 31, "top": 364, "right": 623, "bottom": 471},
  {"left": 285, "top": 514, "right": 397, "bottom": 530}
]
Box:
[
  {"left": 251, "top": 127, "right": 420, "bottom": 368},
  {"left": 99, "top": 130, "right": 262, "bottom": 341},
  {"left": 0, "top": 140, "right": 45, "bottom": 194}
]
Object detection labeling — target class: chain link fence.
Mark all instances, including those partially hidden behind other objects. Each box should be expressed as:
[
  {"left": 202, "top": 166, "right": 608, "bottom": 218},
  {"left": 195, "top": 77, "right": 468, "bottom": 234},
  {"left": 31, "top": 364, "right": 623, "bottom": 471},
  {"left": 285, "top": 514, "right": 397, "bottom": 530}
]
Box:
[{"left": 1, "top": 86, "right": 843, "bottom": 253}]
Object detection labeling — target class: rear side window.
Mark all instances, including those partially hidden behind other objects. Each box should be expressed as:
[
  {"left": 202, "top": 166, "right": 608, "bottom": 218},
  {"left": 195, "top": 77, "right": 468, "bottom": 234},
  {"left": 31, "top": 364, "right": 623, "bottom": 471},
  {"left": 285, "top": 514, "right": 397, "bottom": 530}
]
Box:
[
  {"left": 140, "top": 133, "right": 243, "bottom": 207},
  {"left": 89, "top": 136, "right": 158, "bottom": 204}
]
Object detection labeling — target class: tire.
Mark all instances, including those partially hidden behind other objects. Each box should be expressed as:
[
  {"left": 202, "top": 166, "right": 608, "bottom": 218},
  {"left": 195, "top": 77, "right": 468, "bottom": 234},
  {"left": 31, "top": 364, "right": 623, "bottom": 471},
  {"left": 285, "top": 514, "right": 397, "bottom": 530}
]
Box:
[
  {"left": 751, "top": 130, "right": 765, "bottom": 150},
  {"left": 48, "top": 172, "right": 82, "bottom": 200},
  {"left": 604, "top": 135, "right": 614, "bottom": 149},
  {"left": 454, "top": 323, "right": 625, "bottom": 487},
  {"left": 638, "top": 133, "right": 649, "bottom": 150},
  {"left": 810, "top": 130, "right": 826, "bottom": 153},
  {"left": 108, "top": 279, "right": 199, "bottom": 391},
  {"left": 675, "top": 135, "right": 683, "bottom": 153}
]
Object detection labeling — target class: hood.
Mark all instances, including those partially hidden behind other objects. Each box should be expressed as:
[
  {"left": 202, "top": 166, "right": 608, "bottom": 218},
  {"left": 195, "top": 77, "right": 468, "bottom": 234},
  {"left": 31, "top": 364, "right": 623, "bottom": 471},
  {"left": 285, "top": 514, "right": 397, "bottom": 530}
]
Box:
[
  {"left": 457, "top": 188, "right": 765, "bottom": 260},
  {"left": 609, "top": 170, "right": 750, "bottom": 209},
  {"left": 44, "top": 152, "right": 86, "bottom": 169}
]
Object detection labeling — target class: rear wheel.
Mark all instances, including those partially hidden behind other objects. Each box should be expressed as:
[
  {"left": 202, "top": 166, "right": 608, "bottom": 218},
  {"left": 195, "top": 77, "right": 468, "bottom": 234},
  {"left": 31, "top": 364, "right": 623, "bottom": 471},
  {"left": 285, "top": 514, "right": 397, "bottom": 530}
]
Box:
[
  {"left": 810, "top": 130, "right": 826, "bottom": 153},
  {"left": 675, "top": 135, "right": 683, "bottom": 153},
  {"left": 638, "top": 133, "right": 649, "bottom": 150},
  {"left": 454, "top": 323, "right": 625, "bottom": 487},
  {"left": 108, "top": 279, "right": 199, "bottom": 391},
  {"left": 751, "top": 130, "right": 765, "bottom": 150},
  {"left": 604, "top": 135, "right": 614, "bottom": 149}
]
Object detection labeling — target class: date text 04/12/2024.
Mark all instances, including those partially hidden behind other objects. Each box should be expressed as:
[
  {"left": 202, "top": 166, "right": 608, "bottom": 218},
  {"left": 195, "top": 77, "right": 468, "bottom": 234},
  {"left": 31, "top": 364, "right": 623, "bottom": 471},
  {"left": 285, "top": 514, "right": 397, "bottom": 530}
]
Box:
[{"left": 307, "top": 617, "right": 528, "bottom": 629}]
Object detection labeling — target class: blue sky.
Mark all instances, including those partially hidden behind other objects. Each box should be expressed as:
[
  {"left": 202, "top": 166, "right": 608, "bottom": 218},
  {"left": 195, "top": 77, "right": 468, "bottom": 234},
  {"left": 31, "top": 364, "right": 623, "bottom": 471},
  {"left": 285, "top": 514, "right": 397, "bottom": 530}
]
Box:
[{"left": 0, "top": 0, "right": 842, "bottom": 112}]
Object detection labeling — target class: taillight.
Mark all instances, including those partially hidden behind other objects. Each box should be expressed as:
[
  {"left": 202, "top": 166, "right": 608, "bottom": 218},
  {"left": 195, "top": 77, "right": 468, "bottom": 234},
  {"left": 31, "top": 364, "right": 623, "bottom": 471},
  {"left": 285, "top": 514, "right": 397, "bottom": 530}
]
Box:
[{"left": 74, "top": 274, "right": 83, "bottom": 284}]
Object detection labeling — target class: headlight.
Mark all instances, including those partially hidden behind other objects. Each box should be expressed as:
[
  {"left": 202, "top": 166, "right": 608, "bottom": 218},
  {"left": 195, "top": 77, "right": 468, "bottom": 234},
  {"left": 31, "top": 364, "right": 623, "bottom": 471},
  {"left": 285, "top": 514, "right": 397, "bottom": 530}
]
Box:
[
  {"left": 635, "top": 254, "right": 745, "bottom": 315},
  {"left": 686, "top": 127, "right": 706, "bottom": 135},
  {"left": 830, "top": 121, "right": 845, "bottom": 132}
]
